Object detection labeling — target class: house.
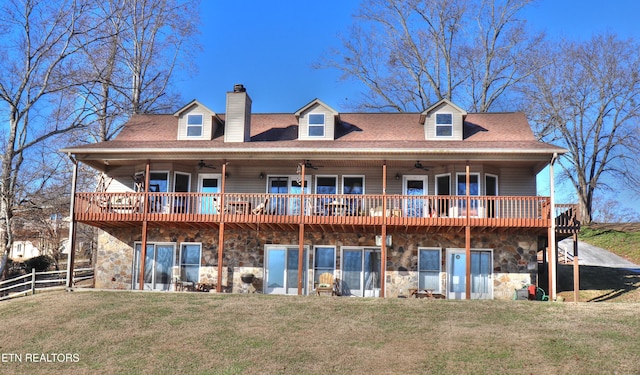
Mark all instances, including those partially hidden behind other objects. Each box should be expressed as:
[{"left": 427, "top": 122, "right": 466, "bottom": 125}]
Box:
[
  {"left": 61, "top": 84, "right": 577, "bottom": 299},
  {"left": 9, "top": 240, "right": 40, "bottom": 260}
]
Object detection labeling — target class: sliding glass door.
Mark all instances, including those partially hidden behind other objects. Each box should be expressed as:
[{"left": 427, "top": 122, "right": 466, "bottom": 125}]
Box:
[
  {"left": 446, "top": 248, "right": 493, "bottom": 299},
  {"left": 341, "top": 247, "right": 381, "bottom": 297},
  {"left": 133, "top": 243, "right": 175, "bottom": 291},
  {"left": 264, "top": 246, "right": 308, "bottom": 295}
]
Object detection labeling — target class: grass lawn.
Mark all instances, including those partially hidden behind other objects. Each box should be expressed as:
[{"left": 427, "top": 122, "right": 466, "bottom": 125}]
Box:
[{"left": 1, "top": 291, "right": 639, "bottom": 374}]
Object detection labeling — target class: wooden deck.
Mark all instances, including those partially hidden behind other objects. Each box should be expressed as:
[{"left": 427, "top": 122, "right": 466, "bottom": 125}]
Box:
[{"left": 74, "top": 192, "right": 579, "bottom": 234}]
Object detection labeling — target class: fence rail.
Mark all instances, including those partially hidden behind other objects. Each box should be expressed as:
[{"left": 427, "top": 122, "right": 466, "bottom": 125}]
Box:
[{"left": 0, "top": 268, "right": 93, "bottom": 301}]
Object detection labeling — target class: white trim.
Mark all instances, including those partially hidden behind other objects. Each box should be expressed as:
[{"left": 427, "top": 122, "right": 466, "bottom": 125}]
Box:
[
  {"left": 179, "top": 242, "right": 202, "bottom": 283},
  {"left": 263, "top": 245, "right": 310, "bottom": 295},
  {"left": 418, "top": 247, "right": 442, "bottom": 293},
  {"left": 312, "top": 245, "right": 337, "bottom": 284},
  {"left": 307, "top": 113, "right": 325, "bottom": 137},
  {"left": 445, "top": 248, "right": 493, "bottom": 300},
  {"left": 485, "top": 173, "right": 499, "bottom": 195},
  {"left": 186, "top": 113, "right": 204, "bottom": 138},
  {"left": 173, "top": 172, "right": 191, "bottom": 192},
  {"left": 340, "top": 246, "right": 382, "bottom": 297},
  {"left": 341, "top": 175, "right": 365, "bottom": 194},
  {"left": 434, "top": 112, "right": 454, "bottom": 138}
]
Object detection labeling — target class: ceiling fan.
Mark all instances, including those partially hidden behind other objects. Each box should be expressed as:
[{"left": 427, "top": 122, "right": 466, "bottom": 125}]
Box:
[
  {"left": 410, "top": 161, "right": 430, "bottom": 171},
  {"left": 302, "top": 160, "right": 322, "bottom": 170},
  {"left": 198, "top": 160, "right": 216, "bottom": 169}
]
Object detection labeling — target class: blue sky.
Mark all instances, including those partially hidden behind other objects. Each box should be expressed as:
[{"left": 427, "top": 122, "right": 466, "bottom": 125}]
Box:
[{"left": 179, "top": 0, "right": 640, "bottom": 216}]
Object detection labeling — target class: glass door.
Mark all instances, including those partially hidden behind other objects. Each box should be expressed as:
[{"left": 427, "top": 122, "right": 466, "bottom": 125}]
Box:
[
  {"left": 268, "top": 176, "right": 310, "bottom": 215},
  {"left": 264, "top": 246, "right": 307, "bottom": 295},
  {"left": 341, "top": 247, "right": 381, "bottom": 297},
  {"left": 485, "top": 174, "right": 498, "bottom": 218},
  {"left": 133, "top": 243, "right": 175, "bottom": 291},
  {"left": 446, "top": 249, "right": 493, "bottom": 299},
  {"left": 456, "top": 173, "right": 481, "bottom": 217},
  {"left": 403, "top": 176, "right": 429, "bottom": 217},
  {"left": 198, "top": 173, "right": 220, "bottom": 214}
]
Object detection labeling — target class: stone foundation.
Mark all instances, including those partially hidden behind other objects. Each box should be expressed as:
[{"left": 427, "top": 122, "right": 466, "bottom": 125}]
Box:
[{"left": 94, "top": 227, "right": 541, "bottom": 299}]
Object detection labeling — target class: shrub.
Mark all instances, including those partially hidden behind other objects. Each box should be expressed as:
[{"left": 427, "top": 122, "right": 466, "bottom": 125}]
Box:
[{"left": 23, "top": 255, "right": 54, "bottom": 272}]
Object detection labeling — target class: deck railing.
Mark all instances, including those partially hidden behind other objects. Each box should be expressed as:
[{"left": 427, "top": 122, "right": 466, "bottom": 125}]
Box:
[{"left": 74, "top": 192, "right": 561, "bottom": 229}]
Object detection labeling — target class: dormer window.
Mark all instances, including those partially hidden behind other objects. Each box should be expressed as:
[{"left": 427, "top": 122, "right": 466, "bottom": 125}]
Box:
[
  {"left": 308, "top": 113, "right": 325, "bottom": 137},
  {"left": 435, "top": 113, "right": 453, "bottom": 137},
  {"left": 186, "top": 114, "right": 203, "bottom": 137}
]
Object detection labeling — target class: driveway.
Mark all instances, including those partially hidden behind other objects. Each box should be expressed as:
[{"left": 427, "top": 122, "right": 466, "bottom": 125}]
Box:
[{"left": 559, "top": 238, "right": 640, "bottom": 271}]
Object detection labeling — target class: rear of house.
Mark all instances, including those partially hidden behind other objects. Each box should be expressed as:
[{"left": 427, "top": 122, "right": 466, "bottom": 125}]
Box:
[{"left": 62, "top": 85, "right": 575, "bottom": 299}]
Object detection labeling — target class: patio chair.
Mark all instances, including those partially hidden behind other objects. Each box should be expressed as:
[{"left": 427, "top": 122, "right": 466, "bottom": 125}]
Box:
[
  {"left": 252, "top": 198, "right": 269, "bottom": 215},
  {"left": 315, "top": 272, "right": 337, "bottom": 296}
]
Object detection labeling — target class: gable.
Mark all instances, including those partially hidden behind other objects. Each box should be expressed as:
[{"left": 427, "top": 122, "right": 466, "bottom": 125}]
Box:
[
  {"left": 295, "top": 99, "right": 339, "bottom": 141},
  {"left": 422, "top": 99, "right": 467, "bottom": 141},
  {"left": 174, "top": 100, "right": 218, "bottom": 141}
]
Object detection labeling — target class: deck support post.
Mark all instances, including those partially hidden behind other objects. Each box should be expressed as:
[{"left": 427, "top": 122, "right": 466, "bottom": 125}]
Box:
[
  {"left": 217, "top": 162, "right": 227, "bottom": 293},
  {"left": 548, "top": 154, "right": 558, "bottom": 300},
  {"left": 465, "top": 164, "right": 471, "bottom": 300},
  {"left": 65, "top": 156, "right": 78, "bottom": 288},
  {"left": 139, "top": 161, "right": 151, "bottom": 290}
]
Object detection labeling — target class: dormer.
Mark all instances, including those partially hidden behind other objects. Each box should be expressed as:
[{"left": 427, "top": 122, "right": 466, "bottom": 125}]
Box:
[
  {"left": 295, "top": 99, "right": 339, "bottom": 140},
  {"left": 420, "top": 98, "right": 467, "bottom": 141},
  {"left": 174, "top": 100, "right": 218, "bottom": 140}
]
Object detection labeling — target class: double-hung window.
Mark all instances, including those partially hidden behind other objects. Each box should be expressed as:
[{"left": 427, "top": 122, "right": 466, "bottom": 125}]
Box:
[
  {"left": 435, "top": 113, "right": 453, "bottom": 137},
  {"left": 418, "top": 248, "right": 441, "bottom": 292},
  {"left": 180, "top": 243, "right": 201, "bottom": 283},
  {"left": 308, "top": 113, "right": 325, "bottom": 137},
  {"left": 186, "top": 114, "right": 203, "bottom": 137}
]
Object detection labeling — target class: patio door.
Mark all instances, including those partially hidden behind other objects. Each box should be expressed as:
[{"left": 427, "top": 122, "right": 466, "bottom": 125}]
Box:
[
  {"left": 403, "top": 176, "right": 429, "bottom": 217},
  {"left": 133, "top": 243, "right": 175, "bottom": 291},
  {"left": 341, "top": 247, "right": 381, "bottom": 297},
  {"left": 198, "top": 174, "right": 220, "bottom": 214},
  {"left": 446, "top": 249, "right": 493, "bottom": 299},
  {"left": 264, "top": 246, "right": 308, "bottom": 295},
  {"left": 268, "top": 176, "right": 310, "bottom": 215}
]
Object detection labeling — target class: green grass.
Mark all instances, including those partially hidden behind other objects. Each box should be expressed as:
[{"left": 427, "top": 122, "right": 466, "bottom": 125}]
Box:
[
  {"left": 0, "top": 291, "right": 639, "bottom": 374},
  {"left": 580, "top": 225, "right": 640, "bottom": 265}
]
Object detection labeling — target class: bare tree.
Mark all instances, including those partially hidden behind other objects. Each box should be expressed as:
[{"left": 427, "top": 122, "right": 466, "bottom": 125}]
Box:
[
  {"left": 0, "top": 0, "right": 105, "bottom": 278},
  {"left": 80, "top": 0, "right": 200, "bottom": 143},
  {"left": 320, "top": 0, "right": 544, "bottom": 112},
  {"left": 524, "top": 34, "right": 640, "bottom": 224}
]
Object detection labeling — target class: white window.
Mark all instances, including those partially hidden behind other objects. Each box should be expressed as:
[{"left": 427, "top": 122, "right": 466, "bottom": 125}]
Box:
[
  {"left": 419, "top": 248, "right": 441, "bottom": 292},
  {"left": 180, "top": 243, "right": 201, "bottom": 283},
  {"left": 435, "top": 113, "right": 453, "bottom": 137},
  {"left": 308, "top": 113, "right": 325, "bottom": 137},
  {"left": 186, "top": 114, "right": 203, "bottom": 137},
  {"left": 313, "top": 246, "right": 336, "bottom": 284}
]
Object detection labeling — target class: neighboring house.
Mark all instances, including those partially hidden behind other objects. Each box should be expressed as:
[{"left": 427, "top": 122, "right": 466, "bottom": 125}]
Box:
[
  {"left": 9, "top": 241, "right": 40, "bottom": 260},
  {"left": 61, "top": 84, "right": 578, "bottom": 299}
]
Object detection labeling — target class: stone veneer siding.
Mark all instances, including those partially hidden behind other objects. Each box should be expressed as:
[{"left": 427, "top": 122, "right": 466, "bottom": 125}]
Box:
[{"left": 95, "top": 226, "right": 542, "bottom": 299}]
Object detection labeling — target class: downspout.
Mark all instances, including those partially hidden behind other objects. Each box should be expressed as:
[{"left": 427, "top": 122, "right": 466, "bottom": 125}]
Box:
[
  {"left": 380, "top": 162, "right": 387, "bottom": 298},
  {"left": 297, "top": 161, "right": 306, "bottom": 295},
  {"left": 549, "top": 153, "right": 558, "bottom": 300},
  {"left": 65, "top": 153, "right": 78, "bottom": 289}
]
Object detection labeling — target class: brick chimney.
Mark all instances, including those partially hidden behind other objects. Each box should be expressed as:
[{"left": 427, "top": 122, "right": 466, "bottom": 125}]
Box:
[{"left": 224, "top": 84, "right": 252, "bottom": 142}]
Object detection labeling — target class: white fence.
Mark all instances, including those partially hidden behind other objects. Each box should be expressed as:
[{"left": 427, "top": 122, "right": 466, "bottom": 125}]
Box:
[{"left": 0, "top": 268, "right": 93, "bottom": 301}]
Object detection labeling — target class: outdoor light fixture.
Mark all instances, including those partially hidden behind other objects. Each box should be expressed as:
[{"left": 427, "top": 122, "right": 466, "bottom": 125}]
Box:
[
  {"left": 395, "top": 173, "right": 401, "bottom": 180},
  {"left": 259, "top": 173, "right": 264, "bottom": 179}
]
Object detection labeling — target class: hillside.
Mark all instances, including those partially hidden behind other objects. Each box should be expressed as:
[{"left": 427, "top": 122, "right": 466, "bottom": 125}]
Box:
[{"left": 556, "top": 223, "right": 640, "bottom": 303}]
